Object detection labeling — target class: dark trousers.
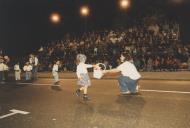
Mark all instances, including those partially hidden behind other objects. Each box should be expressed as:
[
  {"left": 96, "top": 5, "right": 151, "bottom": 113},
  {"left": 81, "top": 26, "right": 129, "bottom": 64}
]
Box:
[
  {"left": 0, "top": 71, "right": 5, "bottom": 81},
  {"left": 32, "top": 66, "right": 38, "bottom": 80},
  {"left": 117, "top": 76, "right": 138, "bottom": 93}
]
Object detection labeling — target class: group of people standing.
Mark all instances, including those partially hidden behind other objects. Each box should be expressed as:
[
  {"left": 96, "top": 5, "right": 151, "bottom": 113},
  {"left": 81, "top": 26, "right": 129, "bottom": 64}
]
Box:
[
  {"left": 15, "top": 54, "right": 39, "bottom": 81},
  {"left": 0, "top": 54, "right": 39, "bottom": 83}
]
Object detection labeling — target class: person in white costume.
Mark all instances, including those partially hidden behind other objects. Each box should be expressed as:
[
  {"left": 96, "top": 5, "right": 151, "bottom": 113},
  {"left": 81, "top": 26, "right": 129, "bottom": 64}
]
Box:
[{"left": 75, "top": 54, "right": 96, "bottom": 101}]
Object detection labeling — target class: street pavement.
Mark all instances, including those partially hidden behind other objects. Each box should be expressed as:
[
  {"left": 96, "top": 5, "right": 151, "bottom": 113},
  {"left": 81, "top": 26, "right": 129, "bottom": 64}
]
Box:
[{"left": 0, "top": 79, "right": 190, "bottom": 128}]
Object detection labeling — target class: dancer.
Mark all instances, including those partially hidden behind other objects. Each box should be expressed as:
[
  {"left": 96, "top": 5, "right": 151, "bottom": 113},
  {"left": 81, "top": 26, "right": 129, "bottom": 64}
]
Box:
[{"left": 75, "top": 54, "right": 96, "bottom": 101}]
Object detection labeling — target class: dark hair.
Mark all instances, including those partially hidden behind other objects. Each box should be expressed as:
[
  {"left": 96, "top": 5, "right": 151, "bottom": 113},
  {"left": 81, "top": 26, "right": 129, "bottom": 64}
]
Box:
[{"left": 121, "top": 52, "right": 131, "bottom": 61}]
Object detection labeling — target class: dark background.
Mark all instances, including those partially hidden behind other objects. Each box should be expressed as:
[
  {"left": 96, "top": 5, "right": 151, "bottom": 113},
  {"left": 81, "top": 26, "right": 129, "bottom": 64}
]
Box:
[{"left": 0, "top": 0, "right": 189, "bottom": 56}]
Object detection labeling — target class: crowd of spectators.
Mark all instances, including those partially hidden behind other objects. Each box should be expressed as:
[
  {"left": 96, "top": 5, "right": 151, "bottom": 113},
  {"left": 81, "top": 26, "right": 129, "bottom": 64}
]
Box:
[
  {"left": 35, "top": 20, "right": 190, "bottom": 72},
  {"left": 1, "top": 12, "right": 190, "bottom": 73}
]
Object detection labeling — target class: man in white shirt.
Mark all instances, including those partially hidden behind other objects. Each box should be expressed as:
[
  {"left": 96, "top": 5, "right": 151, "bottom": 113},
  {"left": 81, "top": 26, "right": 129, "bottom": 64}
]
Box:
[{"left": 103, "top": 52, "right": 141, "bottom": 95}]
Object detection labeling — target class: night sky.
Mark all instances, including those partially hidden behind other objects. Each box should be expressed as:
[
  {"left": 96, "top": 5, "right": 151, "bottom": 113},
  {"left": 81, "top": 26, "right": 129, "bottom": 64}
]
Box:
[{"left": 0, "top": 0, "right": 189, "bottom": 56}]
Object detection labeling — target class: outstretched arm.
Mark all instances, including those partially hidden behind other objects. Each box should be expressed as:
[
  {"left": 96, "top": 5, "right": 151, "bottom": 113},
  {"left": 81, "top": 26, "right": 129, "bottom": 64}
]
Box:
[
  {"left": 103, "top": 68, "right": 120, "bottom": 74},
  {"left": 86, "top": 64, "right": 96, "bottom": 68}
]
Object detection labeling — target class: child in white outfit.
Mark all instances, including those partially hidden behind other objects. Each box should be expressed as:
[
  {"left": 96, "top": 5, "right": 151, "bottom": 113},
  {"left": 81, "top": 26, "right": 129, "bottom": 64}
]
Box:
[
  {"left": 75, "top": 54, "right": 96, "bottom": 101},
  {"left": 14, "top": 62, "right": 21, "bottom": 81},
  {"left": 52, "top": 60, "right": 60, "bottom": 86}
]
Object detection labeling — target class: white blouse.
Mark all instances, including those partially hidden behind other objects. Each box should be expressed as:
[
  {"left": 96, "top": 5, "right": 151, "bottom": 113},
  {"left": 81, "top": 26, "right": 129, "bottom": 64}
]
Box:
[
  {"left": 23, "top": 65, "right": 32, "bottom": 72},
  {"left": 52, "top": 64, "right": 59, "bottom": 72},
  {"left": 76, "top": 62, "right": 93, "bottom": 78},
  {"left": 117, "top": 61, "right": 141, "bottom": 80}
]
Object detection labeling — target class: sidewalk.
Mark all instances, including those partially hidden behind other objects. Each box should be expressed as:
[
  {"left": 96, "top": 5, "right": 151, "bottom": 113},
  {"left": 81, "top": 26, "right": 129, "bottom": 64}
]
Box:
[{"left": 37, "top": 71, "right": 190, "bottom": 81}]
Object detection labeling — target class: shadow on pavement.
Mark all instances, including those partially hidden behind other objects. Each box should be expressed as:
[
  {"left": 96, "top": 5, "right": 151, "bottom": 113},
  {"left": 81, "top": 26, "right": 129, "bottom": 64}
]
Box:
[
  {"left": 0, "top": 82, "right": 31, "bottom": 92},
  {"left": 51, "top": 86, "right": 62, "bottom": 91}
]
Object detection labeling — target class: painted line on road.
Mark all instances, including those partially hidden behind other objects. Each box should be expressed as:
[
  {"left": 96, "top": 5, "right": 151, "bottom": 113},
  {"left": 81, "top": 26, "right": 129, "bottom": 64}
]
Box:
[
  {"left": 141, "top": 89, "right": 190, "bottom": 94},
  {"left": 0, "top": 109, "right": 30, "bottom": 119},
  {"left": 16, "top": 83, "right": 190, "bottom": 94},
  {"left": 19, "top": 83, "right": 53, "bottom": 86}
]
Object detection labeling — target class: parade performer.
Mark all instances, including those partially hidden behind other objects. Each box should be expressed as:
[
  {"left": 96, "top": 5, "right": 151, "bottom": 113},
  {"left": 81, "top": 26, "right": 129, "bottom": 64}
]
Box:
[
  {"left": 14, "top": 62, "right": 21, "bottom": 81},
  {"left": 75, "top": 54, "right": 96, "bottom": 101},
  {"left": 52, "top": 60, "right": 60, "bottom": 86},
  {"left": 103, "top": 52, "right": 141, "bottom": 95}
]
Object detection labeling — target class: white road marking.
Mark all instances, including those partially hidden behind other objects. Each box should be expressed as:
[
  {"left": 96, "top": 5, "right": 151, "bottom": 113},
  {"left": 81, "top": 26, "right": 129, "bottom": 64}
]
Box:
[
  {"left": 0, "top": 109, "right": 30, "bottom": 119},
  {"left": 16, "top": 83, "right": 190, "bottom": 94},
  {"left": 141, "top": 89, "right": 190, "bottom": 94},
  {"left": 19, "top": 83, "right": 52, "bottom": 86}
]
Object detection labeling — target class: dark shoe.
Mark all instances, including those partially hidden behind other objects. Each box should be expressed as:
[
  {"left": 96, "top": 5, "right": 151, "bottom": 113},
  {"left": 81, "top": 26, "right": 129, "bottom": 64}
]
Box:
[
  {"left": 83, "top": 94, "right": 90, "bottom": 101},
  {"left": 53, "top": 81, "right": 60, "bottom": 86},
  {"left": 75, "top": 89, "right": 81, "bottom": 97},
  {"left": 131, "top": 92, "right": 142, "bottom": 95}
]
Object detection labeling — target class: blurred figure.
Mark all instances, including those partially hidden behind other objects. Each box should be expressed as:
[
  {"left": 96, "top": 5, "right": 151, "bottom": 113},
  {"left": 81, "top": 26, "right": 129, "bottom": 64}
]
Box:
[
  {"left": 23, "top": 62, "right": 33, "bottom": 81},
  {"left": 188, "top": 56, "right": 190, "bottom": 71},
  {"left": 3, "top": 56, "right": 10, "bottom": 81},
  {"left": 0, "top": 58, "right": 6, "bottom": 82},
  {"left": 14, "top": 62, "right": 21, "bottom": 81},
  {"left": 52, "top": 60, "right": 60, "bottom": 86},
  {"left": 29, "top": 54, "right": 39, "bottom": 80}
]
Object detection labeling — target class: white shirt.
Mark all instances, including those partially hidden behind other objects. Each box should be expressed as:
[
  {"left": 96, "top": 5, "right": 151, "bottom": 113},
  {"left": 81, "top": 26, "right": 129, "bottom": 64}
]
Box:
[
  {"left": 0, "top": 63, "right": 7, "bottom": 71},
  {"left": 117, "top": 61, "right": 141, "bottom": 80},
  {"left": 14, "top": 64, "right": 20, "bottom": 71},
  {"left": 23, "top": 65, "right": 32, "bottom": 72},
  {"left": 29, "top": 57, "right": 38, "bottom": 66},
  {"left": 52, "top": 64, "right": 58, "bottom": 72},
  {"left": 76, "top": 62, "right": 93, "bottom": 78},
  {"left": 34, "top": 57, "right": 38, "bottom": 66}
]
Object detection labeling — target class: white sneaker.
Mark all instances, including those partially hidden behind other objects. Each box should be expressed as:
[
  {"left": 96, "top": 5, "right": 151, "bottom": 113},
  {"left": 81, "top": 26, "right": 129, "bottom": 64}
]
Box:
[
  {"left": 136, "top": 84, "right": 140, "bottom": 92},
  {"left": 121, "top": 91, "right": 131, "bottom": 95}
]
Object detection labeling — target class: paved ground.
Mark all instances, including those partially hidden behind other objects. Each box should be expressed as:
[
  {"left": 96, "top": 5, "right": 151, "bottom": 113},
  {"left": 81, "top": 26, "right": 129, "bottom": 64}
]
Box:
[{"left": 0, "top": 79, "right": 190, "bottom": 128}]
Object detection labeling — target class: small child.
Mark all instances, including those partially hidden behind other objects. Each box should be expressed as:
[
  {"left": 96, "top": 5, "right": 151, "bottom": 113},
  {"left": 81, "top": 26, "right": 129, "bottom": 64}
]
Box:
[
  {"left": 23, "top": 62, "right": 32, "bottom": 81},
  {"left": 52, "top": 60, "right": 60, "bottom": 86},
  {"left": 14, "top": 62, "right": 21, "bottom": 81},
  {"left": 75, "top": 54, "right": 96, "bottom": 101}
]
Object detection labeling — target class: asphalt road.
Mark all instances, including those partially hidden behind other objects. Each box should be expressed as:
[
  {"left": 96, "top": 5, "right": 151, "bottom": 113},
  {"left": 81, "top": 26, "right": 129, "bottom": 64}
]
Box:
[{"left": 0, "top": 79, "right": 190, "bottom": 128}]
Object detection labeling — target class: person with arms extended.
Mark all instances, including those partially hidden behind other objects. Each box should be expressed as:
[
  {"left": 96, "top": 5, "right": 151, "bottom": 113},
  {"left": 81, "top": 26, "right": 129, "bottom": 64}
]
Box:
[
  {"left": 75, "top": 54, "right": 96, "bottom": 101},
  {"left": 103, "top": 52, "right": 141, "bottom": 95}
]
